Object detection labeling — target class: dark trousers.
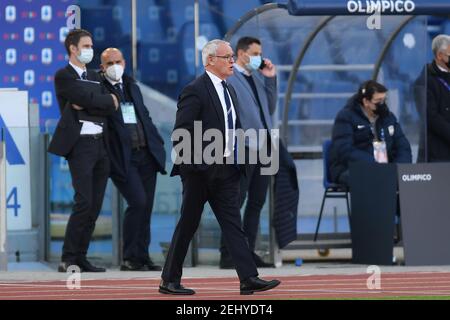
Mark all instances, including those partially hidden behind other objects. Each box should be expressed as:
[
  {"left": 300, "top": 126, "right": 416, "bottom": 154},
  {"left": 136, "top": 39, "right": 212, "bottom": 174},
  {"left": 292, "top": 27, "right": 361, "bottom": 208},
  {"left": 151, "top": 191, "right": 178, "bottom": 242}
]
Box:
[
  {"left": 112, "top": 149, "right": 158, "bottom": 263},
  {"left": 220, "top": 161, "right": 270, "bottom": 259},
  {"left": 338, "top": 170, "right": 349, "bottom": 186},
  {"left": 162, "top": 165, "right": 258, "bottom": 282},
  {"left": 62, "top": 136, "right": 110, "bottom": 263}
]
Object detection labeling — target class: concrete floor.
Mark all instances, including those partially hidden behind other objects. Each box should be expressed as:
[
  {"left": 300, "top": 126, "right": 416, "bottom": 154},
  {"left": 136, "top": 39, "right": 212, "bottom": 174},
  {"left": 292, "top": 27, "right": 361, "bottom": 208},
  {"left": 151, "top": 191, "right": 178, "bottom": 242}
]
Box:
[{"left": 2, "top": 253, "right": 450, "bottom": 282}]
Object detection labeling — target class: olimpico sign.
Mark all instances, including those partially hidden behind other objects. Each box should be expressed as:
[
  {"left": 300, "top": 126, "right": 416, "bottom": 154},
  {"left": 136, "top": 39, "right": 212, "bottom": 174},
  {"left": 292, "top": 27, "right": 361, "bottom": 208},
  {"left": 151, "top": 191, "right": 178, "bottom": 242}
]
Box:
[
  {"left": 347, "top": 0, "right": 416, "bottom": 14},
  {"left": 287, "top": 0, "right": 450, "bottom": 16}
]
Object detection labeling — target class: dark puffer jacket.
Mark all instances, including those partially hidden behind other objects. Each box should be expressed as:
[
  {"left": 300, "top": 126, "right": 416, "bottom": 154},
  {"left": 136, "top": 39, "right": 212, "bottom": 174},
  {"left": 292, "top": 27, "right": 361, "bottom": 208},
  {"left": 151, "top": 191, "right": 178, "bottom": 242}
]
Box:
[{"left": 329, "top": 94, "right": 412, "bottom": 183}]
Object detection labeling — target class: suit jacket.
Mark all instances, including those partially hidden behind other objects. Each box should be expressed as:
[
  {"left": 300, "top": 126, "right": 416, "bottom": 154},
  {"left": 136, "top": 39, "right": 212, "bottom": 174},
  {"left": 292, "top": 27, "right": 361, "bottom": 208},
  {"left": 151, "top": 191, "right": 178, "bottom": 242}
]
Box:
[
  {"left": 48, "top": 64, "right": 116, "bottom": 157},
  {"left": 425, "top": 61, "right": 450, "bottom": 162},
  {"left": 227, "top": 68, "right": 277, "bottom": 150},
  {"left": 102, "top": 74, "right": 167, "bottom": 181},
  {"left": 170, "top": 72, "right": 245, "bottom": 177},
  {"left": 228, "top": 68, "right": 298, "bottom": 248}
]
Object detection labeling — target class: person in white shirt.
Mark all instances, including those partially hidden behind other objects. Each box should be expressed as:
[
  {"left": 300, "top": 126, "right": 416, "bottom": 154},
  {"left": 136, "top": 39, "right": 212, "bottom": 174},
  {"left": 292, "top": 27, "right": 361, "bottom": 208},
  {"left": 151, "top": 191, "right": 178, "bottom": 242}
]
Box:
[
  {"left": 48, "top": 29, "right": 118, "bottom": 273},
  {"left": 159, "top": 39, "right": 280, "bottom": 296}
]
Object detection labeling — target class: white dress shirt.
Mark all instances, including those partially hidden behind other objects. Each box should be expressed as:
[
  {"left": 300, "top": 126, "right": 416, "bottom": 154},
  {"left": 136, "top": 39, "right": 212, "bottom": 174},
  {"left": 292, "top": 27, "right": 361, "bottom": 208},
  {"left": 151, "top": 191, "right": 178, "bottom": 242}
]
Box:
[
  {"left": 206, "top": 70, "right": 236, "bottom": 157},
  {"left": 437, "top": 63, "right": 450, "bottom": 73},
  {"left": 69, "top": 62, "right": 103, "bottom": 135},
  {"left": 105, "top": 75, "right": 123, "bottom": 87}
]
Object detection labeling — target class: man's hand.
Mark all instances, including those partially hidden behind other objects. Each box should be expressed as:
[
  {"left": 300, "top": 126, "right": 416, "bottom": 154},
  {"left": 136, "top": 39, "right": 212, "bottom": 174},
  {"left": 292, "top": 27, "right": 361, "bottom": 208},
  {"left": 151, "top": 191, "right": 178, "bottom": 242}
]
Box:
[
  {"left": 72, "top": 104, "right": 83, "bottom": 110},
  {"left": 111, "top": 94, "right": 119, "bottom": 110},
  {"left": 260, "top": 58, "right": 276, "bottom": 78}
]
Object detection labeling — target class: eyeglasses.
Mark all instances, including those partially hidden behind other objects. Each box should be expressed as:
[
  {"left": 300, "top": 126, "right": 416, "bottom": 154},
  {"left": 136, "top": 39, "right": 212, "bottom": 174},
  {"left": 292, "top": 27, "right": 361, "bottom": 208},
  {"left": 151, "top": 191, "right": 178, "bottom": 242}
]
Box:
[{"left": 212, "top": 55, "right": 235, "bottom": 62}]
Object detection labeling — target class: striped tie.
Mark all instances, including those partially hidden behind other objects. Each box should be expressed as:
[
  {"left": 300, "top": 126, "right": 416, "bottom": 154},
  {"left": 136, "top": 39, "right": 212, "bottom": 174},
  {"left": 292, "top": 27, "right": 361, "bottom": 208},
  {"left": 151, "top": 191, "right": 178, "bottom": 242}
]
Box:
[{"left": 221, "top": 81, "right": 237, "bottom": 164}]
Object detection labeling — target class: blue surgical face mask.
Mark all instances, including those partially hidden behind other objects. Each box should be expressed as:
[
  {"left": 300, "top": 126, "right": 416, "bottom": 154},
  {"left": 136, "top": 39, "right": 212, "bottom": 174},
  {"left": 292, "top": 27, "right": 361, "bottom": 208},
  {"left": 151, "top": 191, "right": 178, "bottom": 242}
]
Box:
[{"left": 246, "top": 55, "right": 262, "bottom": 71}]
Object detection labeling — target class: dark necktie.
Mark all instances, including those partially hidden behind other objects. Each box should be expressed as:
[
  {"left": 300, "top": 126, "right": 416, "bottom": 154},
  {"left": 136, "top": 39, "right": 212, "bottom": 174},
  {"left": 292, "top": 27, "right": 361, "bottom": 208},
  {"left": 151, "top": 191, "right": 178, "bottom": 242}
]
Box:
[
  {"left": 221, "top": 80, "right": 237, "bottom": 163},
  {"left": 81, "top": 71, "right": 87, "bottom": 80},
  {"left": 114, "top": 83, "right": 126, "bottom": 102}
]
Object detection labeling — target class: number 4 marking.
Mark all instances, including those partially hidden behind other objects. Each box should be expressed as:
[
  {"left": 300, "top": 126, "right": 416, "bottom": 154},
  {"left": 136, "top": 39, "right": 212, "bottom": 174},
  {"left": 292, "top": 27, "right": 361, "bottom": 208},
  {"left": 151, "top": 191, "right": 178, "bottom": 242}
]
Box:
[{"left": 7, "top": 187, "right": 21, "bottom": 217}]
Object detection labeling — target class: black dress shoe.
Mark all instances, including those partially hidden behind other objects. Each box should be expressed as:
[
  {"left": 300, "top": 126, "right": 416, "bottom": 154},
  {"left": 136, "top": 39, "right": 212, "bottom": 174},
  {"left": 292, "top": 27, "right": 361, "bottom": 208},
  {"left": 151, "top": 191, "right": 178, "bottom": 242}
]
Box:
[
  {"left": 77, "top": 259, "right": 106, "bottom": 272},
  {"left": 159, "top": 280, "right": 195, "bottom": 295},
  {"left": 57, "top": 260, "right": 105, "bottom": 273},
  {"left": 253, "top": 253, "right": 274, "bottom": 268},
  {"left": 240, "top": 277, "right": 280, "bottom": 295},
  {"left": 120, "top": 260, "right": 148, "bottom": 271},
  {"left": 142, "top": 258, "right": 162, "bottom": 271},
  {"left": 57, "top": 261, "right": 78, "bottom": 273}
]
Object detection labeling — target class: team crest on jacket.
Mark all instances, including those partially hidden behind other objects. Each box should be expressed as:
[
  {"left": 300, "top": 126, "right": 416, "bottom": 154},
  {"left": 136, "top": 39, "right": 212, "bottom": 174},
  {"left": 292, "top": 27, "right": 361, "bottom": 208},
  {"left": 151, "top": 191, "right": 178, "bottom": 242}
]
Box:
[{"left": 388, "top": 125, "right": 394, "bottom": 136}]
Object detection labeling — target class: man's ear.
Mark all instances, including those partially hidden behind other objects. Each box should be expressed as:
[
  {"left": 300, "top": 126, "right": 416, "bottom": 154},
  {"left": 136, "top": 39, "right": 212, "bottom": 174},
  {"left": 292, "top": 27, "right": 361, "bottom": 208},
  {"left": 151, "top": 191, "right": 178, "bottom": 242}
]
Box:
[
  {"left": 362, "top": 97, "right": 369, "bottom": 107},
  {"left": 70, "top": 44, "right": 78, "bottom": 55}
]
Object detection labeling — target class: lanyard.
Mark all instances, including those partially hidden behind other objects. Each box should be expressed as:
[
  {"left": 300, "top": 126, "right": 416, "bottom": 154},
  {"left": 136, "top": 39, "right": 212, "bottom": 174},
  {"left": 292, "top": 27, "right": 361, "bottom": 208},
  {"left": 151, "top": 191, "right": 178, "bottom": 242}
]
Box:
[{"left": 437, "top": 77, "right": 450, "bottom": 92}]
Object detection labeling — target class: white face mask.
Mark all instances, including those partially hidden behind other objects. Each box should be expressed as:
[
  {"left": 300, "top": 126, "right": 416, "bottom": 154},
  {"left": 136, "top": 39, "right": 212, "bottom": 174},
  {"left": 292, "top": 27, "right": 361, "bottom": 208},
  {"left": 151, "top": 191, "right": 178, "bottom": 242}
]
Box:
[
  {"left": 105, "top": 64, "right": 124, "bottom": 81},
  {"left": 76, "top": 48, "right": 94, "bottom": 65}
]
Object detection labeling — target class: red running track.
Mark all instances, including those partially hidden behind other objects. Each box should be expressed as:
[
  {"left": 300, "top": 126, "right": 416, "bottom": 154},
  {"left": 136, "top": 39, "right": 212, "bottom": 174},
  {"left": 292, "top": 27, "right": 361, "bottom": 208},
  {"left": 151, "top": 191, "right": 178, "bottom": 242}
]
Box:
[{"left": 1, "top": 272, "right": 450, "bottom": 300}]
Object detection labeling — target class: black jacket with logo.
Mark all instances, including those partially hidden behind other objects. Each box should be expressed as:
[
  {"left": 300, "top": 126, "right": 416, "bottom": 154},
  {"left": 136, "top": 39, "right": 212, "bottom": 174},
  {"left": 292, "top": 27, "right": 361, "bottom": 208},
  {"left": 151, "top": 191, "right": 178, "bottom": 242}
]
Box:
[{"left": 329, "top": 94, "right": 412, "bottom": 183}]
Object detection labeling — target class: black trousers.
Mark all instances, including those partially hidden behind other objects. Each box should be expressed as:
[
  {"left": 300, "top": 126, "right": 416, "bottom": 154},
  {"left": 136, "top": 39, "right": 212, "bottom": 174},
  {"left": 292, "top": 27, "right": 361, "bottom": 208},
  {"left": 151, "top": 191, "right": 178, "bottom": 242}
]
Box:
[
  {"left": 62, "top": 136, "right": 110, "bottom": 263},
  {"left": 112, "top": 149, "right": 158, "bottom": 263},
  {"left": 337, "top": 170, "right": 349, "bottom": 186},
  {"left": 220, "top": 160, "right": 270, "bottom": 259},
  {"left": 162, "top": 165, "right": 258, "bottom": 282}
]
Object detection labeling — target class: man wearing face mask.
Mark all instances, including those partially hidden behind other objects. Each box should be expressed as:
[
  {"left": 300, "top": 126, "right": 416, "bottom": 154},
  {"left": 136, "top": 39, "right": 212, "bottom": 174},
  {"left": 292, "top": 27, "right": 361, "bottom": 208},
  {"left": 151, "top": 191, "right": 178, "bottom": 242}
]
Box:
[
  {"left": 48, "top": 29, "right": 119, "bottom": 272},
  {"left": 329, "top": 80, "right": 412, "bottom": 186},
  {"left": 421, "top": 34, "right": 450, "bottom": 162},
  {"left": 99, "top": 48, "right": 166, "bottom": 271},
  {"left": 218, "top": 37, "right": 277, "bottom": 269}
]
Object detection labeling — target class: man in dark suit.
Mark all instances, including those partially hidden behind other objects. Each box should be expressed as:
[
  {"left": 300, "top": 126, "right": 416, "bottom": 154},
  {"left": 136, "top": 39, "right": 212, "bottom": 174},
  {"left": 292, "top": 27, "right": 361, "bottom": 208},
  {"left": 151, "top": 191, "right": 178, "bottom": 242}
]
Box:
[
  {"left": 424, "top": 34, "right": 450, "bottom": 162},
  {"left": 414, "top": 34, "right": 450, "bottom": 163},
  {"left": 99, "top": 48, "right": 166, "bottom": 271},
  {"left": 159, "top": 39, "right": 280, "bottom": 295},
  {"left": 48, "top": 29, "right": 119, "bottom": 272}
]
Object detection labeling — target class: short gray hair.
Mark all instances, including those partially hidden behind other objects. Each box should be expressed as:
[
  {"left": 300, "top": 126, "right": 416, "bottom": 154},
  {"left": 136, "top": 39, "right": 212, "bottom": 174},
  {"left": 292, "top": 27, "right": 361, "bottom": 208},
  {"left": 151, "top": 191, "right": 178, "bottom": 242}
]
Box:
[
  {"left": 201, "top": 39, "right": 230, "bottom": 67},
  {"left": 432, "top": 34, "right": 450, "bottom": 57}
]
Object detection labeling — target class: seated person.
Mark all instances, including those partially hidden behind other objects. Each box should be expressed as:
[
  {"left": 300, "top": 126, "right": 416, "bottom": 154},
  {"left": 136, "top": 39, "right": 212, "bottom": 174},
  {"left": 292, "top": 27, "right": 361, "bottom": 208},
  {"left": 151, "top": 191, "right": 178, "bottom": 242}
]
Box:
[{"left": 329, "top": 80, "right": 412, "bottom": 186}]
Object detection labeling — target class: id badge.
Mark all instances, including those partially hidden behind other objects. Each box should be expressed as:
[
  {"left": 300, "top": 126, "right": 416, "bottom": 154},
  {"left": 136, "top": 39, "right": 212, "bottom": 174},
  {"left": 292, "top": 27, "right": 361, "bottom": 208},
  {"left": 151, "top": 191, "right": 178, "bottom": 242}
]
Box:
[
  {"left": 373, "top": 141, "right": 388, "bottom": 163},
  {"left": 121, "top": 103, "right": 137, "bottom": 124}
]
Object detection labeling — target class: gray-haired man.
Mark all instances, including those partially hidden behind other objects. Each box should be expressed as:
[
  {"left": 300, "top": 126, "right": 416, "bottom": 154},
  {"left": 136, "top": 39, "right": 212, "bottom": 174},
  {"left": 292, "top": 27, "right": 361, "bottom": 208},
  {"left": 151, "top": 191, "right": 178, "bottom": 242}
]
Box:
[
  {"left": 424, "top": 34, "right": 450, "bottom": 162},
  {"left": 159, "top": 39, "right": 280, "bottom": 296}
]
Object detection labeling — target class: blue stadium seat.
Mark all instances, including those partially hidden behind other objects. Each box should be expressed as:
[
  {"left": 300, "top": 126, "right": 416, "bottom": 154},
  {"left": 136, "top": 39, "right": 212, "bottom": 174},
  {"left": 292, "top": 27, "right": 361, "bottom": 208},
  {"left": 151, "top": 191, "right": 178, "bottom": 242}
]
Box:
[{"left": 313, "top": 139, "right": 351, "bottom": 241}]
